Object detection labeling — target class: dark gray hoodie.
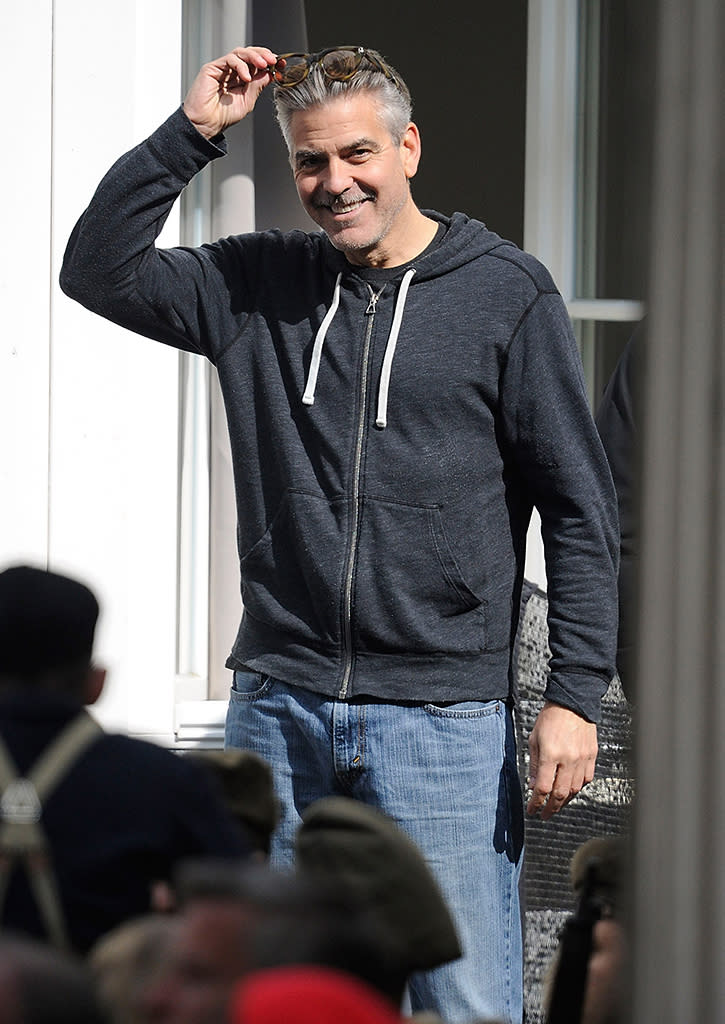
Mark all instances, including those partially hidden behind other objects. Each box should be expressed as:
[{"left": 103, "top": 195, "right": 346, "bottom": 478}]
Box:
[{"left": 60, "top": 107, "right": 618, "bottom": 722}]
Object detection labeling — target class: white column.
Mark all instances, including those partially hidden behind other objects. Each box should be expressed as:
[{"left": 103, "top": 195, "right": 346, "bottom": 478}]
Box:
[
  {"left": 0, "top": 0, "right": 54, "bottom": 565},
  {"left": 206, "top": 0, "right": 256, "bottom": 699},
  {"left": 48, "top": 0, "right": 184, "bottom": 739},
  {"left": 206, "top": 0, "right": 308, "bottom": 699},
  {"left": 523, "top": 0, "right": 579, "bottom": 588}
]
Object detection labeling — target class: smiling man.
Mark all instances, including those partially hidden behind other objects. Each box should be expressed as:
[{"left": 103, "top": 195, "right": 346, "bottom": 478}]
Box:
[
  {"left": 61, "top": 44, "right": 619, "bottom": 1024},
  {"left": 288, "top": 94, "right": 434, "bottom": 264}
]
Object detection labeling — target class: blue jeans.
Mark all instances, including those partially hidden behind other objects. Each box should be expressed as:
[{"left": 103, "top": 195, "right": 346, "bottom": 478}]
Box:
[{"left": 225, "top": 671, "right": 524, "bottom": 1024}]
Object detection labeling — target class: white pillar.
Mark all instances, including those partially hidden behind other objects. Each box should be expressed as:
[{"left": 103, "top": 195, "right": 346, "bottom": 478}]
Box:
[{"left": 206, "top": 0, "right": 308, "bottom": 698}]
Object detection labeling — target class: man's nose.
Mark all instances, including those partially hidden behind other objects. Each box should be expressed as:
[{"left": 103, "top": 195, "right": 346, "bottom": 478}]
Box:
[{"left": 322, "top": 158, "right": 353, "bottom": 196}]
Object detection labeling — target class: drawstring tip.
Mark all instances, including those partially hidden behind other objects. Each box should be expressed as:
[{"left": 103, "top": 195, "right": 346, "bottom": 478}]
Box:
[
  {"left": 375, "top": 417, "right": 387, "bottom": 429},
  {"left": 302, "top": 395, "right": 315, "bottom": 407}
]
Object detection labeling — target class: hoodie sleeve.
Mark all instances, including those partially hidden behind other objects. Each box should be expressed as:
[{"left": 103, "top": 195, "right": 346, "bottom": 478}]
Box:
[
  {"left": 60, "top": 107, "right": 237, "bottom": 360},
  {"left": 500, "top": 289, "right": 619, "bottom": 723}
]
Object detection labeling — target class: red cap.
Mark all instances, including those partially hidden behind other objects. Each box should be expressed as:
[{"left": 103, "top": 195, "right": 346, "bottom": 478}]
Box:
[{"left": 230, "top": 966, "right": 404, "bottom": 1024}]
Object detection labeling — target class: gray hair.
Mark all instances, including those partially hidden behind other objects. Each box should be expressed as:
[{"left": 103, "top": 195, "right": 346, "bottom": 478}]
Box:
[{"left": 274, "top": 53, "right": 413, "bottom": 153}]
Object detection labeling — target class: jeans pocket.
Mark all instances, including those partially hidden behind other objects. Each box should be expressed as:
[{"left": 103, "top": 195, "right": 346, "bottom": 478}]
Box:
[
  {"left": 230, "top": 670, "right": 273, "bottom": 702},
  {"left": 422, "top": 698, "right": 501, "bottom": 719}
]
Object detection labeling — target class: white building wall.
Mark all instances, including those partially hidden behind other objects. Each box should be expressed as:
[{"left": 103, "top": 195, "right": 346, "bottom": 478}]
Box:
[
  {"left": 1, "top": 0, "right": 54, "bottom": 568},
  {"left": 1, "top": 0, "right": 185, "bottom": 741}
]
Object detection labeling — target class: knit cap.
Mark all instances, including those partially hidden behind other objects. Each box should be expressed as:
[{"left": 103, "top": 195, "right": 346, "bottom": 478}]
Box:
[
  {"left": 231, "top": 965, "right": 404, "bottom": 1024},
  {"left": 295, "top": 797, "right": 461, "bottom": 973}
]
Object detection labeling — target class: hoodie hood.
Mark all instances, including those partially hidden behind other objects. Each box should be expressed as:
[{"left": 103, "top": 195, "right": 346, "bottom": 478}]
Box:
[
  {"left": 320, "top": 210, "right": 512, "bottom": 281},
  {"left": 412, "top": 210, "right": 513, "bottom": 279}
]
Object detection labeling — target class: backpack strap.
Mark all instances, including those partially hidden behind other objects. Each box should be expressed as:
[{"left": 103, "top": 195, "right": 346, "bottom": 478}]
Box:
[{"left": 0, "top": 711, "right": 103, "bottom": 950}]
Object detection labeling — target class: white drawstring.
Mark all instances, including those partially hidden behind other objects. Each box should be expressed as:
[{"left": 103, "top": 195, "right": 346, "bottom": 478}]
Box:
[
  {"left": 302, "top": 267, "right": 416, "bottom": 427},
  {"left": 302, "top": 273, "right": 342, "bottom": 406},
  {"left": 375, "top": 269, "right": 416, "bottom": 428}
]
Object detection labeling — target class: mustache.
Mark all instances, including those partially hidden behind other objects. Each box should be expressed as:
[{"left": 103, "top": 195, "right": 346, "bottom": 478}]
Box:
[{"left": 313, "top": 188, "right": 376, "bottom": 211}]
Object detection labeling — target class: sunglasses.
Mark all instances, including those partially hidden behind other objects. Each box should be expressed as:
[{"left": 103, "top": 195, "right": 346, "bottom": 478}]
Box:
[{"left": 271, "top": 46, "right": 399, "bottom": 90}]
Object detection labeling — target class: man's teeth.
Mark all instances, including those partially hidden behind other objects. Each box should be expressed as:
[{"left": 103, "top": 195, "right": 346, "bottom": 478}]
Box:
[{"left": 331, "top": 198, "right": 365, "bottom": 212}]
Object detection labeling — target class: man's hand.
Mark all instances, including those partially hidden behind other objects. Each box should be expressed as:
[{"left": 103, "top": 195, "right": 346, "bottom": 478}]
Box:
[
  {"left": 183, "top": 45, "right": 278, "bottom": 140},
  {"left": 527, "top": 701, "right": 598, "bottom": 820}
]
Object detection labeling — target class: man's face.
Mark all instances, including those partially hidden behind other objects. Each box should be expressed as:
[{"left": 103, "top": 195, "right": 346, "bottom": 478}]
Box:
[
  {"left": 141, "top": 902, "right": 254, "bottom": 1024},
  {"left": 289, "top": 92, "right": 421, "bottom": 268},
  {"left": 581, "top": 918, "right": 626, "bottom": 1024}
]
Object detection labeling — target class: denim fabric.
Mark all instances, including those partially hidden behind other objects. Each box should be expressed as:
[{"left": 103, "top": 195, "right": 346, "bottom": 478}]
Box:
[{"left": 225, "top": 671, "right": 524, "bottom": 1024}]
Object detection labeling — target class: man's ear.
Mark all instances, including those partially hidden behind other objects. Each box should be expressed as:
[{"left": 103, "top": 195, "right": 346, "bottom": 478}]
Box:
[
  {"left": 84, "top": 666, "right": 106, "bottom": 706},
  {"left": 400, "top": 121, "right": 422, "bottom": 180}
]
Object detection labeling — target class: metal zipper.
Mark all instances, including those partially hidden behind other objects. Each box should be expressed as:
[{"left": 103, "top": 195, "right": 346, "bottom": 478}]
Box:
[{"left": 338, "top": 284, "right": 384, "bottom": 699}]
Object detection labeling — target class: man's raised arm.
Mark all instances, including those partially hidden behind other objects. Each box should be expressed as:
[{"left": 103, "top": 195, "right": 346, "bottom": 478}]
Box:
[{"left": 59, "top": 46, "right": 278, "bottom": 355}]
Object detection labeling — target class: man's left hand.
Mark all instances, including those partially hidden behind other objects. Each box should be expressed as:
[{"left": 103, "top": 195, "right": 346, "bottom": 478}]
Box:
[{"left": 527, "top": 701, "right": 598, "bottom": 820}]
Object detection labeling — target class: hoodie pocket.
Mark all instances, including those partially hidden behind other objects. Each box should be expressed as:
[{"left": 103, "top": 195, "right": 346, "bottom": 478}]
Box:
[
  {"left": 239, "top": 489, "right": 347, "bottom": 647},
  {"left": 353, "top": 497, "right": 489, "bottom": 655}
]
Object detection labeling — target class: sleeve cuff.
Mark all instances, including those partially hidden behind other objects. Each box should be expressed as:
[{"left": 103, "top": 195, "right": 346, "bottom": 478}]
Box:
[{"left": 543, "top": 671, "right": 612, "bottom": 724}]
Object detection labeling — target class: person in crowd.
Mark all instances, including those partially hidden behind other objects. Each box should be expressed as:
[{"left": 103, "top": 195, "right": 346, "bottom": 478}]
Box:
[
  {"left": 140, "top": 859, "right": 389, "bottom": 1024},
  {"left": 60, "top": 42, "right": 619, "bottom": 1022},
  {"left": 183, "top": 750, "right": 280, "bottom": 859},
  {"left": 0, "top": 565, "right": 251, "bottom": 954},
  {"left": 544, "top": 836, "right": 628, "bottom": 1024},
  {"left": 0, "top": 932, "right": 108, "bottom": 1024},
  {"left": 89, "top": 914, "right": 177, "bottom": 1024},
  {"left": 229, "top": 965, "right": 404, "bottom": 1024},
  {"left": 294, "top": 796, "right": 461, "bottom": 1006}
]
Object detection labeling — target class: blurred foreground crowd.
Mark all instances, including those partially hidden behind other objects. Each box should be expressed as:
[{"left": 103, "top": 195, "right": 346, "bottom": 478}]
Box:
[{"left": 0, "top": 565, "right": 626, "bottom": 1024}]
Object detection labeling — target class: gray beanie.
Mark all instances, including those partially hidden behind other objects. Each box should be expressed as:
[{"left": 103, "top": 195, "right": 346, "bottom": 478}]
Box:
[{"left": 295, "top": 797, "right": 462, "bottom": 973}]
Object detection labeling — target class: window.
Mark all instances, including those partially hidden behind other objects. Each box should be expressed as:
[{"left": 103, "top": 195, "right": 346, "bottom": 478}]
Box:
[
  {"left": 525, "top": 0, "right": 648, "bottom": 407},
  {"left": 572, "top": 0, "right": 652, "bottom": 405}
]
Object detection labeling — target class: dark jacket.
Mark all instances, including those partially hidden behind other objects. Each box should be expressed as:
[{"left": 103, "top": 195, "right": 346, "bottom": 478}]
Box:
[
  {"left": 596, "top": 324, "right": 644, "bottom": 700},
  {"left": 0, "top": 692, "right": 249, "bottom": 954},
  {"left": 60, "top": 107, "right": 618, "bottom": 722}
]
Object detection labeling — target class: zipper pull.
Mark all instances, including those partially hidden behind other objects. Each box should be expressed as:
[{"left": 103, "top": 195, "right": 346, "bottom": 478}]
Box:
[{"left": 365, "top": 287, "right": 383, "bottom": 315}]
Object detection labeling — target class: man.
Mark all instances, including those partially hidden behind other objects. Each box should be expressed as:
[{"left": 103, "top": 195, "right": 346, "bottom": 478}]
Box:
[
  {"left": 0, "top": 565, "right": 250, "bottom": 954},
  {"left": 183, "top": 749, "right": 281, "bottom": 859},
  {"left": 60, "top": 44, "right": 618, "bottom": 1022},
  {"left": 544, "top": 837, "right": 628, "bottom": 1024},
  {"left": 294, "top": 796, "right": 462, "bottom": 1004},
  {"left": 140, "top": 860, "right": 390, "bottom": 1024},
  {"left": 0, "top": 933, "right": 108, "bottom": 1024}
]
